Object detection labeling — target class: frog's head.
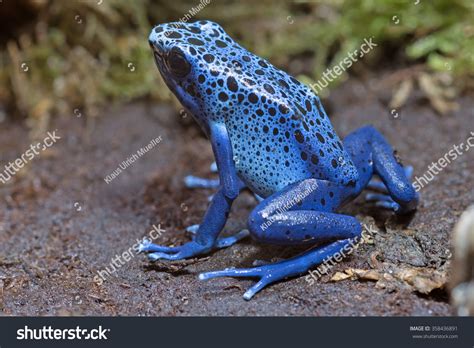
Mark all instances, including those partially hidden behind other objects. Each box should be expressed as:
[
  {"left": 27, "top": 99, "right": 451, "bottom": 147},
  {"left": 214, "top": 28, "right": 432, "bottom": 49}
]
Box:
[{"left": 149, "top": 20, "right": 235, "bottom": 127}]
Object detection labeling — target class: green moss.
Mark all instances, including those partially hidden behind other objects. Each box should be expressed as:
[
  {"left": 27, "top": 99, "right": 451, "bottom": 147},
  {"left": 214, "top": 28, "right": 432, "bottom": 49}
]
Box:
[{"left": 0, "top": 0, "right": 472, "bottom": 127}]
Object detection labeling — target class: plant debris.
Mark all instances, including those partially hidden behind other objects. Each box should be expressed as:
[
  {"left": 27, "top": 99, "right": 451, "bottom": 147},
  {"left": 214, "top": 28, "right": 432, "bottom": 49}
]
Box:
[{"left": 331, "top": 262, "right": 448, "bottom": 295}]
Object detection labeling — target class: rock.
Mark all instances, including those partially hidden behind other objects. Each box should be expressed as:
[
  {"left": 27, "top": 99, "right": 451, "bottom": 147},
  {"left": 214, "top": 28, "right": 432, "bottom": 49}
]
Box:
[{"left": 450, "top": 206, "right": 474, "bottom": 316}]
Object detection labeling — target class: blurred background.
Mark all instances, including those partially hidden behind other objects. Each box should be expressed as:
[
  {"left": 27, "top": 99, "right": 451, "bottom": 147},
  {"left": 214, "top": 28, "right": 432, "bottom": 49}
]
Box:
[{"left": 0, "top": 0, "right": 472, "bottom": 134}]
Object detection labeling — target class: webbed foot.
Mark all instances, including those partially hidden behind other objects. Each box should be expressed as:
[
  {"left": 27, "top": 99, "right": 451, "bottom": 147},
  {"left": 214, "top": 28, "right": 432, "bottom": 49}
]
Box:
[{"left": 139, "top": 229, "right": 249, "bottom": 261}]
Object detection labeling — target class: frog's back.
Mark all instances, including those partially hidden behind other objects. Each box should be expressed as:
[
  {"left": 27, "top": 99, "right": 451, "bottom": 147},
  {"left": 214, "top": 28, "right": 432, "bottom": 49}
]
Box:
[{"left": 208, "top": 35, "right": 358, "bottom": 197}]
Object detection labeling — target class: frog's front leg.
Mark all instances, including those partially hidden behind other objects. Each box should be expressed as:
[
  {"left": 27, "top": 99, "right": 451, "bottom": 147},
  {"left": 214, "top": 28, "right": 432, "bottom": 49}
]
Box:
[{"left": 140, "top": 123, "right": 248, "bottom": 260}]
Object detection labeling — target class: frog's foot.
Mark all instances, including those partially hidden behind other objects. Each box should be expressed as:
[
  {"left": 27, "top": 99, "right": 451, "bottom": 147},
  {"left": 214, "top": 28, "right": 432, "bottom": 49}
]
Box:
[
  {"left": 143, "top": 240, "right": 212, "bottom": 261},
  {"left": 365, "top": 190, "right": 419, "bottom": 214},
  {"left": 139, "top": 230, "right": 249, "bottom": 261},
  {"left": 367, "top": 165, "right": 413, "bottom": 193},
  {"left": 200, "top": 265, "right": 280, "bottom": 300},
  {"left": 200, "top": 240, "right": 352, "bottom": 300},
  {"left": 364, "top": 164, "right": 418, "bottom": 213}
]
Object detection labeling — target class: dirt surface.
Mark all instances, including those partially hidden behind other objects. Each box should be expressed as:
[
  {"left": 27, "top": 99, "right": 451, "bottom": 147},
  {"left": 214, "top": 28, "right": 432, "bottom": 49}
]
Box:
[{"left": 0, "top": 78, "right": 472, "bottom": 316}]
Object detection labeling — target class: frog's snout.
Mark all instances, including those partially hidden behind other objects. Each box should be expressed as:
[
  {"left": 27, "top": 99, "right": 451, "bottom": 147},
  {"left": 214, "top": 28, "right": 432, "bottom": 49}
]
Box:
[{"left": 149, "top": 39, "right": 164, "bottom": 54}]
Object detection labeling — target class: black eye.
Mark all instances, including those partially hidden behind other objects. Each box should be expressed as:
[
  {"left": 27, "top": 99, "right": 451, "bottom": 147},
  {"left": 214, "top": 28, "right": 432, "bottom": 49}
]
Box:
[{"left": 167, "top": 48, "right": 190, "bottom": 78}]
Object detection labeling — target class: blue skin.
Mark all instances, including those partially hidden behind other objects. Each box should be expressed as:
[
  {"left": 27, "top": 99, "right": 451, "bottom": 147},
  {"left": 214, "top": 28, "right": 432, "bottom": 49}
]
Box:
[{"left": 144, "top": 20, "right": 419, "bottom": 300}]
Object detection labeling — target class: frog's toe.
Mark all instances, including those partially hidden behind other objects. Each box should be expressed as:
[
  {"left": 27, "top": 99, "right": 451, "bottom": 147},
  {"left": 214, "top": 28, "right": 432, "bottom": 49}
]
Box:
[
  {"left": 210, "top": 162, "right": 218, "bottom": 172},
  {"left": 365, "top": 193, "right": 394, "bottom": 202},
  {"left": 199, "top": 266, "right": 270, "bottom": 300},
  {"left": 375, "top": 200, "right": 401, "bottom": 212},
  {"left": 199, "top": 267, "right": 260, "bottom": 280},
  {"left": 148, "top": 251, "right": 182, "bottom": 261},
  {"left": 365, "top": 193, "right": 401, "bottom": 212},
  {"left": 184, "top": 175, "right": 219, "bottom": 189},
  {"left": 137, "top": 240, "right": 179, "bottom": 253},
  {"left": 215, "top": 229, "right": 250, "bottom": 249},
  {"left": 185, "top": 224, "right": 200, "bottom": 234},
  {"left": 366, "top": 179, "right": 388, "bottom": 193}
]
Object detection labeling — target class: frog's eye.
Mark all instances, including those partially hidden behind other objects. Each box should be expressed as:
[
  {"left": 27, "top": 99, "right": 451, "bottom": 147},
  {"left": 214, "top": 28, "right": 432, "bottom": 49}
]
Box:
[{"left": 167, "top": 47, "right": 190, "bottom": 78}]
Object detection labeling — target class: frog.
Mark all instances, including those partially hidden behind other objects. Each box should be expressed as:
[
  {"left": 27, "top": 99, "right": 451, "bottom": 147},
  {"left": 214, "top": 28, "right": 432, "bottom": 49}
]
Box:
[{"left": 142, "top": 20, "right": 419, "bottom": 300}]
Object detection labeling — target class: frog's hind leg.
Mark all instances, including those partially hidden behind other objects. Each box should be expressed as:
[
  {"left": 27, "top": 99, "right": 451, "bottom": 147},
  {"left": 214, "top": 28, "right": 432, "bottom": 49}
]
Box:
[
  {"left": 367, "top": 165, "right": 413, "bottom": 192},
  {"left": 199, "top": 178, "right": 362, "bottom": 300},
  {"left": 343, "top": 125, "right": 419, "bottom": 213}
]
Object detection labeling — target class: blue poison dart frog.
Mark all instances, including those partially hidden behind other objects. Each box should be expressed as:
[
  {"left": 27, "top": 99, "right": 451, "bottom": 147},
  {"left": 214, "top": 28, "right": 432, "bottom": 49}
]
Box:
[{"left": 141, "top": 20, "right": 419, "bottom": 300}]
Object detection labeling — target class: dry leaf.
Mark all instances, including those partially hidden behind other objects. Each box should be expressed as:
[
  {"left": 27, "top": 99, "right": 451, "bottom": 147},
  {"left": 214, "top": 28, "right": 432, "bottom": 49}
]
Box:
[
  {"left": 418, "top": 73, "right": 459, "bottom": 115},
  {"left": 389, "top": 78, "right": 413, "bottom": 109},
  {"left": 331, "top": 271, "right": 352, "bottom": 281},
  {"left": 330, "top": 263, "right": 447, "bottom": 295}
]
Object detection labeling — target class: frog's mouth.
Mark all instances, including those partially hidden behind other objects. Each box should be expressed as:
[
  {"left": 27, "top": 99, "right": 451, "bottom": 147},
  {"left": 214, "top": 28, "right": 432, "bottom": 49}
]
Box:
[
  {"left": 152, "top": 49, "right": 167, "bottom": 76},
  {"left": 153, "top": 51, "right": 163, "bottom": 67}
]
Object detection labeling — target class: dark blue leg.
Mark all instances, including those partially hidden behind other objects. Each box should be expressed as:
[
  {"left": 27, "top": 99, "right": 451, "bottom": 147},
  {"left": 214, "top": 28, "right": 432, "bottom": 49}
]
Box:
[
  {"left": 367, "top": 165, "right": 413, "bottom": 192},
  {"left": 139, "top": 181, "right": 248, "bottom": 260},
  {"left": 200, "top": 239, "right": 354, "bottom": 300},
  {"left": 141, "top": 122, "right": 250, "bottom": 261},
  {"left": 200, "top": 179, "right": 362, "bottom": 299},
  {"left": 343, "top": 125, "right": 419, "bottom": 213}
]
